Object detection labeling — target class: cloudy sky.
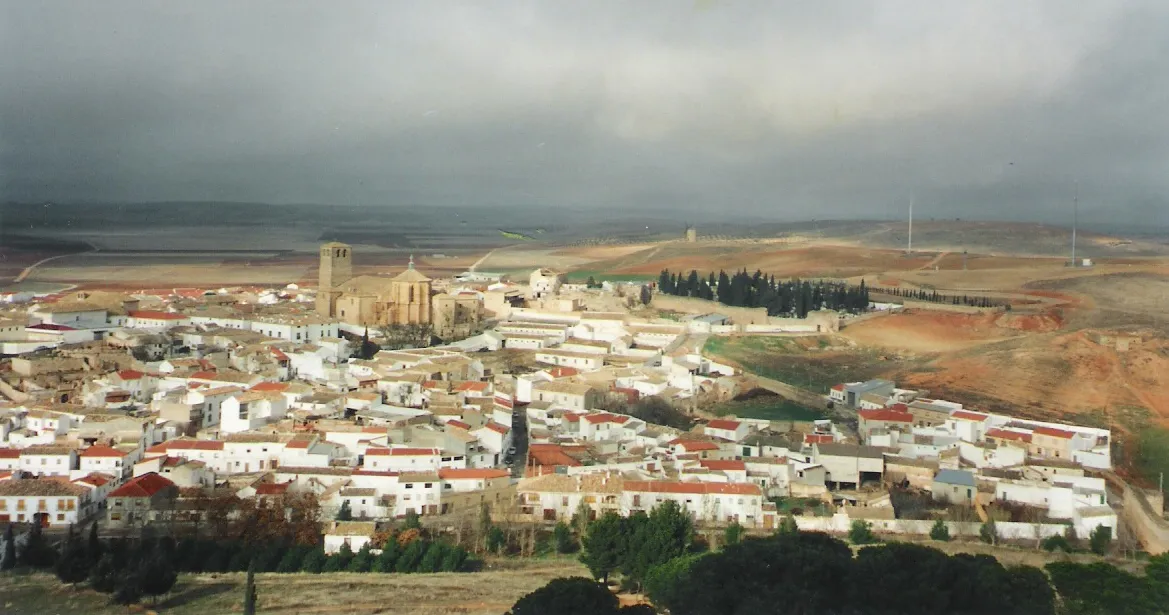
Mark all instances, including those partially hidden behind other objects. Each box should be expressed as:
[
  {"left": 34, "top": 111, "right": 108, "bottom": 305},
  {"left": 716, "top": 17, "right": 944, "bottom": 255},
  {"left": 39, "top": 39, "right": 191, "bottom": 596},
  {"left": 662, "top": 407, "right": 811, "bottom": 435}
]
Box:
[{"left": 2, "top": 1, "right": 1167, "bottom": 225}]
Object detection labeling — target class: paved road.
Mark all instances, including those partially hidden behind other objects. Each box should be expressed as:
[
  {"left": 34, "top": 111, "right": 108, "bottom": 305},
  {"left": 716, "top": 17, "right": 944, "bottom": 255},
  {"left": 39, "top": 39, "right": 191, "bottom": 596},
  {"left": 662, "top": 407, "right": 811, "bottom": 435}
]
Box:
[{"left": 508, "top": 404, "right": 530, "bottom": 478}]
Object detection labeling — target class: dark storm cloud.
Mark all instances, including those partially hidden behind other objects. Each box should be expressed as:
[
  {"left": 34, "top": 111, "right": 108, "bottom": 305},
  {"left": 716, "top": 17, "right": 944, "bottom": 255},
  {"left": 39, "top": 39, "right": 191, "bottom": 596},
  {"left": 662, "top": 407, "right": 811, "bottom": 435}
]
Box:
[{"left": 1, "top": 0, "right": 1167, "bottom": 225}]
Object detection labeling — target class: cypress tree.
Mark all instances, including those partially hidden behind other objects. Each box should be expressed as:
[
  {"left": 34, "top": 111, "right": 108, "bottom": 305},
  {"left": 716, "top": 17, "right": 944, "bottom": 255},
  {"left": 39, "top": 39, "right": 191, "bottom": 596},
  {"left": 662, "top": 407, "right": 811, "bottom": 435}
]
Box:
[
  {"left": 243, "top": 558, "right": 258, "bottom": 615},
  {"left": 1, "top": 523, "right": 15, "bottom": 570}
]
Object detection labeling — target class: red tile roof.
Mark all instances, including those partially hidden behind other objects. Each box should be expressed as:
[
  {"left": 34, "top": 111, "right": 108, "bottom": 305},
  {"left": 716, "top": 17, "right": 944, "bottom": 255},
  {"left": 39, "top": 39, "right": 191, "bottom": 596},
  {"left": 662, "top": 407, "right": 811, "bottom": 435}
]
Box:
[
  {"left": 0, "top": 448, "right": 21, "bottom": 459},
  {"left": 116, "top": 369, "right": 145, "bottom": 380},
  {"left": 986, "top": 428, "right": 1033, "bottom": 444},
  {"left": 583, "top": 413, "right": 630, "bottom": 425},
  {"left": 548, "top": 367, "right": 579, "bottom": 378},
  {"left": 950, "top": 410, "right": 989, "bottom": 422},
  {"left": 705, "top": 419, "right": 742, "bottom": 431},
  {"left": 832, "top": 384, "right": 845, "bottom": 391},
  {"left": 250, "top": 382, "right": 290, "bottom": 393},
  {"left": 482, "top": 421, "right": 511, "bottom": 435},
  {"left": 270, "top": 348, "right": 290, "bottom": 361},
  {"left": 28, "top": 323, "right": 76, "bottom": 331},
  {"left": 80, "top": 445, "right": 127, "bottom": 458},
  {"left": 129, "top": 310, "right": 188, "bottom": 320},
  {"left": 493, "top": 395, "right": 514, "bottom": 409},
  {"left": 446, "top": 420, "right": 471, "bottom": 430},
  {"left": 805, "top": 434, "right": 835, "bottom": 445},
  {"left": 109, "top": 472, "right": 175, "bottom": 498},
  {"left": 670, "top": 440, "right": 720, "bottom": 452},
  {"left": 254, "top": 482, "right": 292, "bottom": 495},
  {"left": 438, "top": 468, "right": 510, "bottom": 480},
  {"left": 455, "top": 381, "right": 490, "bottom": 393},
  {"left": 189, "top": 371, "right": 220, "bottom": 381},
  {"left": 624, "top": 480, "right": 761, "bottom": 496},
  {"left": 699, "top": 459, "right": 746, "bottom": 471},
  {"left": 527, "top": 443, "right": 582, "bottom": 468},
  {"left": 74, "top": 473, "right": 114, "bottom": 487},
  {"left": 1033, "top": 426, "right": 1076, "bottom": 439},
  {"left": 858, "top": 409, "right": 914, "bottom": 423}
]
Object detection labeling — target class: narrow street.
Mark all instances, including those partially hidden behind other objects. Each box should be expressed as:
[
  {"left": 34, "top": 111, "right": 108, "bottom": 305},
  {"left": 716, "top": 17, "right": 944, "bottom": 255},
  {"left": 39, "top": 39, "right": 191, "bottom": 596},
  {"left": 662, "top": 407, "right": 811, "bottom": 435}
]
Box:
[{"left": 509, "top": 403, "right": 529, "bottom": 478}]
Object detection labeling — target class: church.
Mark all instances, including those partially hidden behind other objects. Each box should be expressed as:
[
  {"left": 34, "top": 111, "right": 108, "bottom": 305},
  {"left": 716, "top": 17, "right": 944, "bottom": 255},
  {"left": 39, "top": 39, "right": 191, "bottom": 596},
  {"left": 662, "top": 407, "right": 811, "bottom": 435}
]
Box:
[
  {"left": 314, "top": 242, "right": 481, "bottom": 339},
  {"left": 315, "top": 242, "right": 433, "bottom": 327}
]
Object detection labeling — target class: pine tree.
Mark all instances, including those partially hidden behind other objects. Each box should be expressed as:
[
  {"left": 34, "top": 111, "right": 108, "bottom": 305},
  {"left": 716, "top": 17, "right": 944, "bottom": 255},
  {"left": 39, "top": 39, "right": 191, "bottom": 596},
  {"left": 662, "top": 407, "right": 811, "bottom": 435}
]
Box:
[
  {"left": 243, "top": 558, "right": 258, "bottom": 615},
  {"left": 89, "top": 553, "right": 121, "bottom": 593},
  {"left": 336, "top": 500, "right": 353, "bottom": 521},
  {"left": 1, "top": 523, "right": 15, "bottom": 570},
  {"left": 639, "top": 284, "right": 652, "bottom": 306},
  {"left": 87, "top": 522, "right": 101, "bottom": 564},
  {"left": 55, "top": 525, "right": 90, "bottom": 586},
  {"left": 19, "top": 519, "right": 55, "bottom": 568},
  {"left": 139, "top": 545, "right": 178, "bottom": 604}
]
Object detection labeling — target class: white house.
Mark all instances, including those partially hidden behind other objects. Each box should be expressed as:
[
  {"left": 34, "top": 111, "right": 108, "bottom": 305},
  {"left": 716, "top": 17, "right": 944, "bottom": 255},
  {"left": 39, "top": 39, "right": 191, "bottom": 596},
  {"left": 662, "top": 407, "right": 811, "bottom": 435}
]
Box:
[
  {"left": 30, "top": 303, "right": 109, "bottom": 329},
  {"left": 0, "top": 478, "right": 88, "bottom": 526},
  {"left": 622, "top": 480, "right": 767, "bottom": 527},
  {"left": 19, "top": 445, "right": 78, "bottom": 477},
  {"left": 77, "top": 444, "right": 132, "bottom": 480},
  {"left": 219, "top": 391, "right": 289, "bottom": 434},
  {"left": 704, "top": 419, "right": 750, "bottom": 442},
  {"left": 471, "top": 422, "right": 512, "bottom": 457},
  {"left": 363, "top": 447, "right": 443, "bottom": 472},
  {"left": 127, "top": 310, "right": 192, "bottom": 329}
]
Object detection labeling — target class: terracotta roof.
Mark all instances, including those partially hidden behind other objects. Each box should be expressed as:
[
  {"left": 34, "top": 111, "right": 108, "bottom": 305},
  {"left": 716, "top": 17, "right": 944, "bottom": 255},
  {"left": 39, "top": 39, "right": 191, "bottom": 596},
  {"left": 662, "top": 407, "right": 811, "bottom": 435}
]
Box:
[
  {"left": 446, "top": 420, "right": 471, "bottom": 430},
  {"left": 482, "top": 421, "right": 510, "bottom": 435},
  {"left": 583, "top": 413, "right": 631, "bottom": 425},
  {"left": 270, "top": 347, "right": 290, "bottom": 361},
  {"left": 74, "top": 473, "right": 114, "bottom": 487},
  {"left": 455, "top": 381, "right": 490, "bottom": 393},
  {"left": 493, "top": 395, "right": 514, "bottom": 409},
  {"left": 705, "top": 419, "right": 742, "bottom": 431},
  {"left": 254, "top": 482, "right": 291, "bottom": 496},
  {"left": 0, "top": 478, "right": 88, "bottom": 497},
  {"left": 671, "top": 440, "right": 719, "bottom": 452},
  {"left": 986, "top": 428, "right": 1033, "bottom": 443},
  {"left": 950, "top": 410, "right": 989, "bottom": 422},
  {"left": 698, "top": 459, "right": 746, "bottom": 471},
  {"left": 805, "top": 434, "right": 835, "bottom": 445},
  {"left": 108, "top": 472, "right": 176, "bottom": 498},
  {"left": 438, "top": 468, "right": 510, "bottom": 480},
  {"left": 250, "top": 382, "right": 290, "bottom": 393},
  {"left": 0, "top": 448, "right": 21, "bottom": 459},
  {"left": 548, "top": 367, "right": 579, "bottom": 378},
  {"left": 116, "top": 369, "right": 146, "bottom": 380},
  {"left": 1033, "top": 426, "right": 1076, "bottom": 439},
  {"left": 858, "top": 409, "right": 914, "bottom": 423},
  {"left": 80, "top": 445, "right": 127, "bottom": 458},
  {"left": 526, "top": 444, "right": 582, "bottom": 468},
  {"left": 129, "top": 310, "right": 188, "bottom": 320},
  {"left": 831, "top": 384, "right": 845, "bottom": 391},
  {"left": 624, "top": 480, "right": 761, "bottom": 496}
]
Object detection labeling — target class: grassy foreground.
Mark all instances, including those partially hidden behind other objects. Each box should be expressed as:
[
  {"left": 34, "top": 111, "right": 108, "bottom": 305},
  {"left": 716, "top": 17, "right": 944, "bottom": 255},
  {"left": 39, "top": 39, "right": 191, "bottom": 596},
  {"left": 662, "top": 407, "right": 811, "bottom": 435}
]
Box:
[{"left": 0, "top": 557, "right": 589, "bottom": 615}]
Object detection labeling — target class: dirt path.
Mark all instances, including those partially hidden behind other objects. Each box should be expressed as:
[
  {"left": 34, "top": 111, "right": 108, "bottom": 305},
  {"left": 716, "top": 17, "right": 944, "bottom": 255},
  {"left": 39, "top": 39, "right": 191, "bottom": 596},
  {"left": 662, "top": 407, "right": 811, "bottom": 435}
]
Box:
[
  {"left": 469, "top": 245, "right": 515, "bottom": 272},
  {"left": 15, "top": 246, "right": 98, "bottom": 282},
  {"left": 916, "top": 251, "right": 950, "bottom": 270}
]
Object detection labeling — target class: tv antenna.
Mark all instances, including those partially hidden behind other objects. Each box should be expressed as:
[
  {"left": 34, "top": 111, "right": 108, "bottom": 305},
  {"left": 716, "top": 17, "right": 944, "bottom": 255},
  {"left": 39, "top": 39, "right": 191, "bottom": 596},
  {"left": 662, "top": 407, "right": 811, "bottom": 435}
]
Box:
[
  {"left": 907, "top": 191, "right": 914, "bottom": 255},
  {"left": 1071, "top": 181, "right": 1079, "bottom": 267}
]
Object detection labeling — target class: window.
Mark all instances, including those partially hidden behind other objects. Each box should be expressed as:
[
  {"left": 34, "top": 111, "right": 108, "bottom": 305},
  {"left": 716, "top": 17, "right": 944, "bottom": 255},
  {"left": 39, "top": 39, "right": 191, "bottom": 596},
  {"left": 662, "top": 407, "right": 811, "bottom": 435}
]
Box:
[
  {"left": 405, "top": 484, "right": 413, "bottom": 489},
  {"left": 110, "top": 512, "right": 121, "bottom": 521},
  {"left": 424, "top": 483, "right": 432, "bottom": 488},
  {"left": 57, "top": 514, "right": 65, "bottom": 521},
  {"left": 58, "top": 499, "right": 67, "bottom": 508},
  {"left": 38, "top": 500, "right": 46, "bottom": 511}
]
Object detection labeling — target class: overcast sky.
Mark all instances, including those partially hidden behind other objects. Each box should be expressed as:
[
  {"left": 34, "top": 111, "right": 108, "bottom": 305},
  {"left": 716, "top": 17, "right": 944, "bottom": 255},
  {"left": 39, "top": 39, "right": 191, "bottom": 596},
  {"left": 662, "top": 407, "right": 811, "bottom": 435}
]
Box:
[{"left": 2, "top": 1, "right": 1167, "bottom": 225}]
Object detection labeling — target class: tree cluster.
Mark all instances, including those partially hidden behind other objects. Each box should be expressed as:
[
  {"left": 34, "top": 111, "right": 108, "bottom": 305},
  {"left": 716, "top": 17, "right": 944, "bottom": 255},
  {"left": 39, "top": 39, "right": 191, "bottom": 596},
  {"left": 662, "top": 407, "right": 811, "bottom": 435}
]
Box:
[
  {"left": 507, "top": 577, "right": 654, "bottom": 615},
  {"left": 644, "top": 533, "right": 1055, "bottom": 615},
  {"left": 876, "top": 285, "right": 1003, "bottom": 309},
  {"left": 580, "top": 501, "right": 694, "bottom": 590},
  {"left": 657, "top": 269, "right": 871, "bottom": 317}
]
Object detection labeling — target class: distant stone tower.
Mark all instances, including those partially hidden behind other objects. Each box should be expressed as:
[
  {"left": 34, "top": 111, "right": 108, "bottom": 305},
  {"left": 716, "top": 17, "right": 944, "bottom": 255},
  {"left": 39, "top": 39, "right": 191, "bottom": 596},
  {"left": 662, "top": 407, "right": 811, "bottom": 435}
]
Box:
[
  {"left": 316, "top": 242, "right": 353, "bottom": 317},
  {"left": 685, "top": 226, "right": 697, "bottom": 243}
]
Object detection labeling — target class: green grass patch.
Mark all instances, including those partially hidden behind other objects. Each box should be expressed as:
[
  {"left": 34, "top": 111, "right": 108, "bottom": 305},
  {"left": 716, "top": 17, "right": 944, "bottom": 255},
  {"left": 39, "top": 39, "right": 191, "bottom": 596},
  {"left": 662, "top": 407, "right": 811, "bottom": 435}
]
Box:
[
  {"left": 1134, "top": 425, "right": 1169, "bottom": 487},
  {"left": 704, "top": 335, "right": 888, "bottom": 393},
  {"left": 709, "top": 397, "right": 826, "bottom": 421},
  {"left": 565, "top": 269, "right": 656, "bottom": 283},
  {"left": 771, "top": 497, "right": 833, "bottom": 517}
]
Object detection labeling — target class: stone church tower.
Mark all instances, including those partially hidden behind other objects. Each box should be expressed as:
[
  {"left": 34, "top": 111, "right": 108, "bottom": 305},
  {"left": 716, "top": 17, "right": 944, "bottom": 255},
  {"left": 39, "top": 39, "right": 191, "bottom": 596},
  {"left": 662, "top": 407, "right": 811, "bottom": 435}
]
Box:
[
  {"left": 388, "top": 255, "right": 432, "bottom": 325},
  {"left": 315, "top": 242, "right": 352, "bottom": 317}
]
